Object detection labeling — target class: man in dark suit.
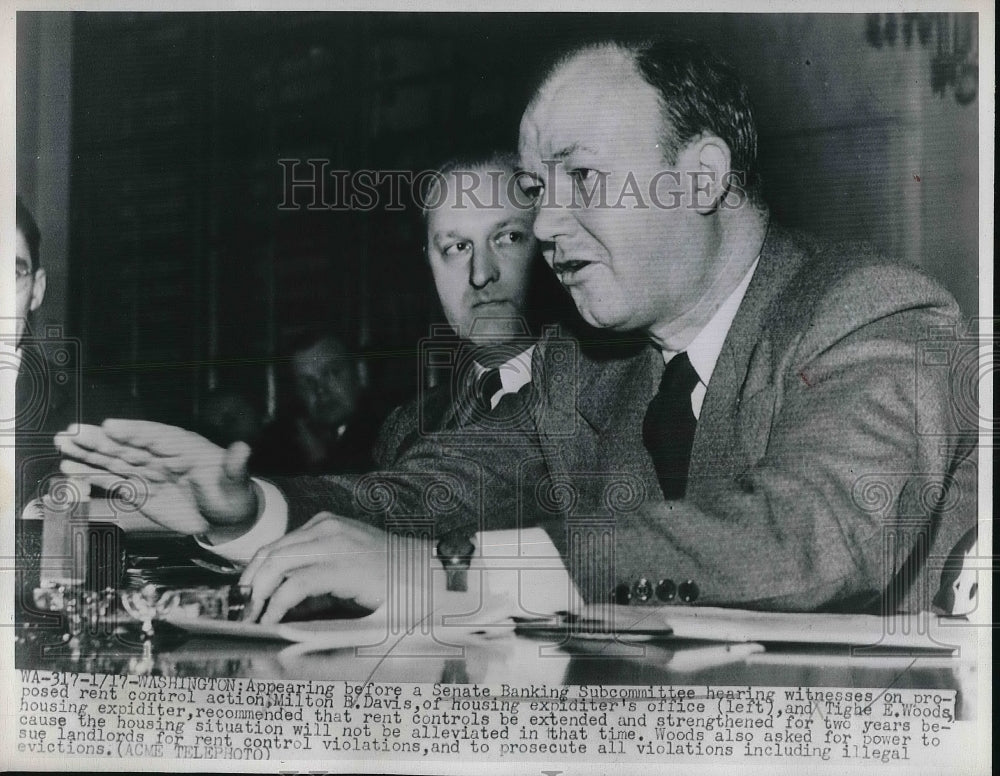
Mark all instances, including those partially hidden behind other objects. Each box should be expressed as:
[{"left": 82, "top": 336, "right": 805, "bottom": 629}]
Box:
[
  {"left": 243, "top": 39, "right": 975, "bottom": 617},
  {"left": 55, "top": 154, "right": 571, "bottom": 607},
  {"left": 8, "top": 196, "right": 95, "bottom": 519},
  {"left": 9, "top": 197, "right": 143, "bottom": 517},
  {"left": 250, "top": 333, "right": 382, "bottom": 476},
  {"left": 56, "top": 39, "right": 975, "bottom": 618},
  {"left": 10, "top": 196, "right": 52, "bottom": 517},
  {"left": 372, "top": 152, "right": 574, "bottom": 467},
  {"left": 10, "top": 198, "right": 147, "bottom": 628}
]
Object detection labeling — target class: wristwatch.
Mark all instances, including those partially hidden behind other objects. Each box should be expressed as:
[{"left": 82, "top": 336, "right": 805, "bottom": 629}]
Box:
[{"left": 436, "top": 533, "right": 476, "bottom": 592}]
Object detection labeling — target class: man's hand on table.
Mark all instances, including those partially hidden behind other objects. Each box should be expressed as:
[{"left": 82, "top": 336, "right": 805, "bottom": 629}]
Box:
[
  {"left": 239, "top": 512, "right": 419, "bottom": 624},
  {"left": 54, "top": 418, "right": 259, "bottom": 540}
]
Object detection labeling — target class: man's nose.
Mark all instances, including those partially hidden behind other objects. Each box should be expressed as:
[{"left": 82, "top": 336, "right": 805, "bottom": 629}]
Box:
[
  {"left": 532, "top": 186, "right": 574, "bottom": 245},
  {"left": 469, "top": 246, "right": 501, "bottom": 289}
]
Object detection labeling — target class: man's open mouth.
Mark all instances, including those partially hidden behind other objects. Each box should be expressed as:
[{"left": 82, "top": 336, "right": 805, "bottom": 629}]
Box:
[{"left": 553, "top": 259, "right": 592, "bottom": 278}]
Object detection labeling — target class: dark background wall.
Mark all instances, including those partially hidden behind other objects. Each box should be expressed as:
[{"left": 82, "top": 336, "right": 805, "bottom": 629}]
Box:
[{"left": 16, "top": 12, "right": 980, "bottom": 429}]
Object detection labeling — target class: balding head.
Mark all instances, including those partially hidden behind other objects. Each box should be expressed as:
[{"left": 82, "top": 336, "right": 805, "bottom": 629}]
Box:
[{"left": 517, "top": 37, "right": 768, "bottom": 348}]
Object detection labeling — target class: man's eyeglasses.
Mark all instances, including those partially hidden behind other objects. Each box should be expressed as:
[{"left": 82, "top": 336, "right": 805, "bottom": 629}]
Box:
[{"left": 16, "top": 261, "right": 35, "bottom": 282}]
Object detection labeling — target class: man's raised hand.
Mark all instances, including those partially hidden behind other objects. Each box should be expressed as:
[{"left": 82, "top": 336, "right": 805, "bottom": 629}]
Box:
[{"left": 55, "top": 418, "right": 259, "bottom": 537}]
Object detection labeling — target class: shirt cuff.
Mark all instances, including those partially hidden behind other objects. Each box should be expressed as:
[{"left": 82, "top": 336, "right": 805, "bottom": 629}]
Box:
[{"left": 194, "top": 479, "right": 289, "bottom": 562}]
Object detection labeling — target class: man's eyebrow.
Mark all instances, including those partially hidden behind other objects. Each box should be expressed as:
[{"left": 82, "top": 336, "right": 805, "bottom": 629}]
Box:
[
  {"left": 491, "top": 218, "right": 529, "bottom": 232},
  {"left": 432, "top": 230, "right": 466, "bottom": 242},
  {"left": 548, "top": 142, "right": 597, "bottom": 161}
]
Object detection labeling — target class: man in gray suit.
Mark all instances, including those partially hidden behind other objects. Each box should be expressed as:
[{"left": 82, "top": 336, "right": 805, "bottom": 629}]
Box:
[
  {"left": 56, "top": 39, "right": 975, "bottom": 619},
  {"left": 512, "top": 38, "right": 974, "bottom": 613}
]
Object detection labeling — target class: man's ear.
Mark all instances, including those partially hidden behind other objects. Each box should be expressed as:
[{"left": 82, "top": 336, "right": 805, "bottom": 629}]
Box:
[
  {"left": 683, "top": 135, "right": 733, "bottom": 215},
  {"left": 29, "top": 268, "right": 46, "bottom": 312}
]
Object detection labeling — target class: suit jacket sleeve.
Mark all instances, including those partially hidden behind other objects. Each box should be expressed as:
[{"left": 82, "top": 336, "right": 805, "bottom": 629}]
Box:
[
  {"left": 270, "top": 386, "right": 547, "bottom": 537},
  {"left": 602, "top": 262, "right": 975, "bottom": 612}
]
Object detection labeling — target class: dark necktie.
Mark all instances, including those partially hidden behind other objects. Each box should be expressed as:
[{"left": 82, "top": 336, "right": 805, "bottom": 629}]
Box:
[
  {"left": 473, "top": 367, "right": 503, "bottom": 414},
  {"left": 642, "top": 351, "right": 700, "bottom": 499}
]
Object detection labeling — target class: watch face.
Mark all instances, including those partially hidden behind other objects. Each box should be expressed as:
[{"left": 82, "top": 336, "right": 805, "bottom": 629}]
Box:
[
  {"left": 437, "top": 536, "right": 475, "bottom": 592},
  {"left": 437, "top": 533, "right": 476, "bottom": 593},
  {"left": 437, "top": 536, "right": 476, "bottom": 563}
]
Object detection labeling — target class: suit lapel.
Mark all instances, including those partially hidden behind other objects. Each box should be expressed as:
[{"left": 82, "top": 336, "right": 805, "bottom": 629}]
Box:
[
  {"left": 690, "top": 225, "right": 809, "bottom": 479},
  {"left": 532, "top": 332, "right": 660, "bottom": 492},
  {"left": 15, "top": 342, "right": 70, "bottom": 439},
  {"left": 533, "top": 226, "right": 812, "bottom": 492},
  {"left": 534, "top": 336, "right": 657, "bottom": 438},
  {"left": 578, "top": 345, "right": 660, "bottom": 435}
]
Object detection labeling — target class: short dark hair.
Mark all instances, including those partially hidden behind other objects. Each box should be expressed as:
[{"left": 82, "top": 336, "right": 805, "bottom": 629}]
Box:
[
  {"left": 419, "top": 151, "right": 523, "bottom": 223},
  {"left": 538, "top": 38, "right": 763, "bottom": 205},
  {"left": 16, "top": 195, "right": 42, "bottom": 269}
]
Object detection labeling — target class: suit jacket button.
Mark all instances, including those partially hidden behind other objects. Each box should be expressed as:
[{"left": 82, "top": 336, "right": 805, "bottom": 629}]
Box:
[
  {"left": 679, "top": 580, "right": 699, "bottom": 603},
  {"left": 655, "top": 579, "right": 676, "bottom": 602},
  {"left": 633, "top": 578, "right": 653, "bottom": 602},
  {"left": 612, "top": 583, "right": 631, "bottom": 605}
]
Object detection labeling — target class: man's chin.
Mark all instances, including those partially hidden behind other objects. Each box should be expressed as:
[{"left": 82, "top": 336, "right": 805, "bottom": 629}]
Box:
[
  {"left": 468, "top": 330, "right": 527, "bottom": 347},
  {"left": 571, "top": 294, "right": 605, "bottom": 327},
  {"left": 466, "top": 313, "right": 529, "bottom": 342}
]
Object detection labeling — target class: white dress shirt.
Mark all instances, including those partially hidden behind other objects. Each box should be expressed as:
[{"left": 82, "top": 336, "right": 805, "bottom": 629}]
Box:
[
  {"left": 661, "top": 258, "right": 759, "bottom": 419},
  {"left": 7, "top": 346, "right": 23, "bottom": 378},
  {"left": 472, "top": 345, "right": 535, "bottom": 409}
]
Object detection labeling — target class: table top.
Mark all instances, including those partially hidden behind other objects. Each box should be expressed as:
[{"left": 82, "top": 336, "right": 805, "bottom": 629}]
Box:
[
  {"left": 12, "top": 516, "right": 982, "bottom": 722},
  {"left": 14, "top": 618, "right": 980, "bottom": 720}
]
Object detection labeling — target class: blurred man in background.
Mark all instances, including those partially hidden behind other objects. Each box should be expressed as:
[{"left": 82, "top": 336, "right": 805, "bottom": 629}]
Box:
[{"left": 251, "top": 333, "right": 380, "bottom": 475}]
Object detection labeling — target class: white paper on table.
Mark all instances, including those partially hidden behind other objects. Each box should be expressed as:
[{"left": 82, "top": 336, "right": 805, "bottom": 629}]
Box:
[
  {"left": 592, "top": 604, "right": 975, "bottom": 652},
  {"left": 440, "top": 526, "right": 583, "bottom": 625},
  {"left": 162, "top": 528, "right": 580, "bottom": 646}
]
